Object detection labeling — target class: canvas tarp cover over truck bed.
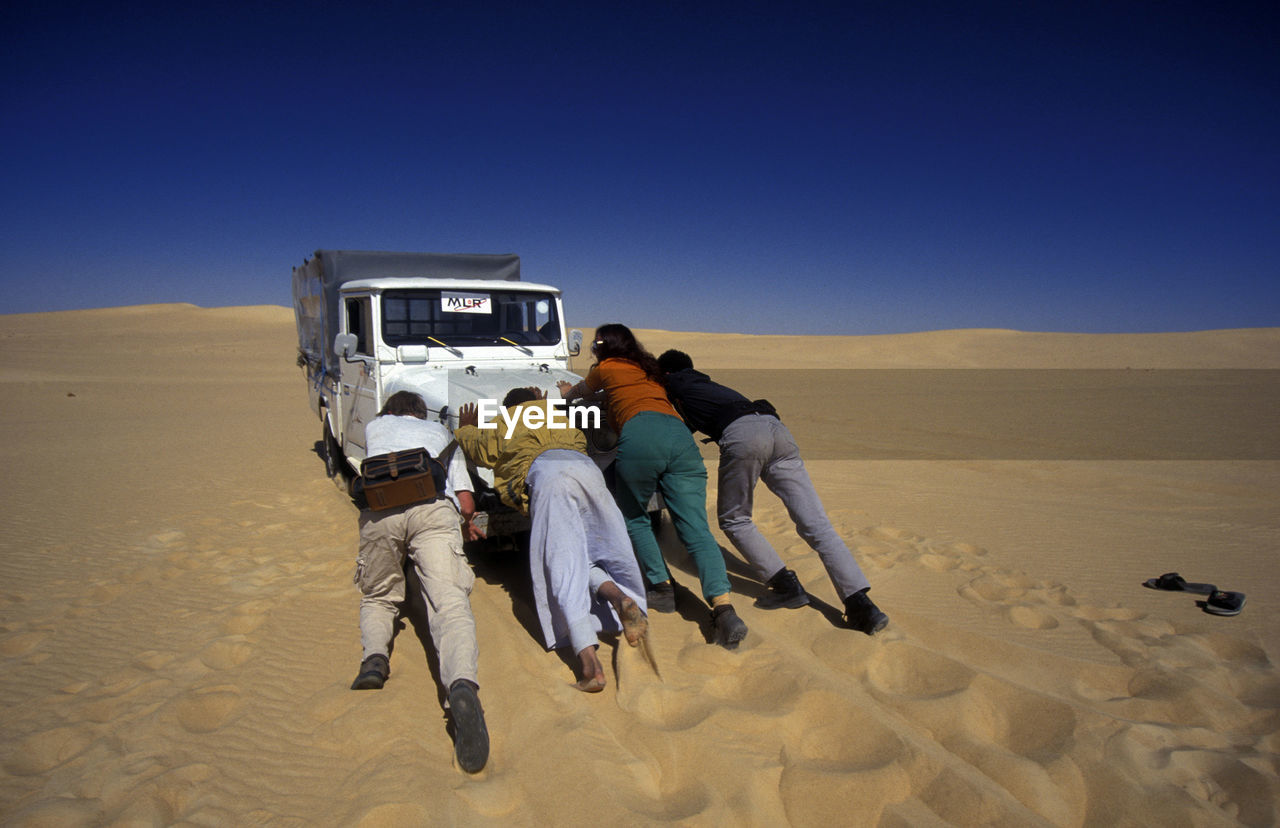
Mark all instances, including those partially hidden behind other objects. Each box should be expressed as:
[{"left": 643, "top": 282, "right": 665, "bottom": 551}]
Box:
[{"left": 292, "top": 250, "right": 521, "bottom": 375}]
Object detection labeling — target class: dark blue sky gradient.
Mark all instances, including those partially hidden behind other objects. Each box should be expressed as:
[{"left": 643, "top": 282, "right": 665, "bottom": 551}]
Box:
[{"left": 3, "top": 1, "right": 1276, "bottom": 333}]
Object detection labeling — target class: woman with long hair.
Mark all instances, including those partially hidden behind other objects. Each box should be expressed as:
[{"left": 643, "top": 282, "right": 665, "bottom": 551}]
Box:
[{"left": 558, "top": 324, "right": 748, "bottom": 649}]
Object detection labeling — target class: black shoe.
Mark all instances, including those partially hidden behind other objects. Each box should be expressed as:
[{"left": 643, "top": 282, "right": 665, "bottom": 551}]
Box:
[
  {"left": 712, "top": 605, "right": 748, "bottom": 649},
  {"left": 754, "top": 567, "right": 810, "bottom": 610},
  {"left": 647, "top": 580, "right": 676, "bottom": 614},
  {"left": 448, "top": 679, "right": 489, "bottom": 773},
  {"left": 350, "top": 654, "right": 389, "bottom": 690},
  {"left": 844, "top": 589, "right": 889, "bottom": 635}
]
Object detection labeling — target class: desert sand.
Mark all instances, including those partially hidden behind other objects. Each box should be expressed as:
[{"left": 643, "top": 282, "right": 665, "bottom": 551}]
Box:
[{"left": 1, "top": 304, "right": 1277, "bottom": 826}]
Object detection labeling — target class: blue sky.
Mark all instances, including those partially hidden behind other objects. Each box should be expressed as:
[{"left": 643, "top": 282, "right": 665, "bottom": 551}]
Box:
[{"left": 3, "top": 1, "right": 1276, "bottom": 334}]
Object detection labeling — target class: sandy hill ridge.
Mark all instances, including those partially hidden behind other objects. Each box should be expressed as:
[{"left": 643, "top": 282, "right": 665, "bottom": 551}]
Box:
[
  {"left": 0, "top": 305, "right": 1276, "bottom": 825},
  {"left": 607, "top": 326, "right": 1280, "bottom": 368}
]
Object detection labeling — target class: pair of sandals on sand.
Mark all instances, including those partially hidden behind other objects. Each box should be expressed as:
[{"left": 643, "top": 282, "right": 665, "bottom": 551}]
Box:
[{"left": 1143, "top": 572, "right": 1247, "bottom": 616}]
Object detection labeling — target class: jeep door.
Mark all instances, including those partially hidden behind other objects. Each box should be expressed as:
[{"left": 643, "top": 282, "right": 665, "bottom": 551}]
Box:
[{"left": 338, "top": 294, "right": 379, "bottom": 464}]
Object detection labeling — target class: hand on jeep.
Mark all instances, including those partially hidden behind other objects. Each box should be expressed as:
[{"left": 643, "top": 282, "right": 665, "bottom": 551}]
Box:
[
  {"left": 526, "top": 386, "right": 546, "bottom": 400},
  {"left": 556, "top": 380, "right": 575, "bottom": 400},
  {"left": 459, "top": 402, "right": 479, "bottom": 429},
  {"left": 463, "top": 515, "right": 487, "bottom": 542},
  {"left": 457, "top": 491, "right": 486, "bottom": 541}
]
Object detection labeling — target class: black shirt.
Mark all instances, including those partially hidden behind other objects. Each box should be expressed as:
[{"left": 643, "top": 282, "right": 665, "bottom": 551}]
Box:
[{"left": 661, "top": 368, "right": 778, "bottom": 442}]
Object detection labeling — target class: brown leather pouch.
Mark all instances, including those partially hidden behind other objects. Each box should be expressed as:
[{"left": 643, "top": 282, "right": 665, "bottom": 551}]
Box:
[{"left": 359, "top": 448, "right": 445, "bottom": 510}]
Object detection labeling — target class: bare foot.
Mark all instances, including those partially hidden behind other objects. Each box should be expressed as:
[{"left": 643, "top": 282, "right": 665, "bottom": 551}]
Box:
[
  {"left": 618, "top": 596, "right": 648, "bottom": 647},
  {"left": 575, "top": 645, "right": 606, "bottom": 693},
  {"left": 598, "top": 581, "right": 649, "bottom": 647}
]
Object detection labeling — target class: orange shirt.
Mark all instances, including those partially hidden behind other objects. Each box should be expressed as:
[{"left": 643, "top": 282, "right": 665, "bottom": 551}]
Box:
[{"left": 585, "top": 358, "right": 680, "bottom": 431}]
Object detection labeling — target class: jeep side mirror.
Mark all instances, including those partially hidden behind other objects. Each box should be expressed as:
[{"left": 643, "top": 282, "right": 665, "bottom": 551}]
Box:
[
  {"left": 568, "top": 329, "right": 584, "bottom": 357},
  {"left": 333, "top": 333, "right": 358, "bottom": 360}
]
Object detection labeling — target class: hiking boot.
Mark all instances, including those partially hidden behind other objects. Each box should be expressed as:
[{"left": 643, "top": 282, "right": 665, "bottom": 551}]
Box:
[
  {"left": 844, "top": 589, "right": 889, "bottom": 635},
  {"left": 647, "top": 580, "right": 676, "bottom": 614},
  {"left": 754, "top": 567, "right": 810, "bottom": 610},
  {"left": 350, "top": 654, "right": 390, "bottom": 690},
  {"left": 448, "top": 679, "right": 490, "bottom": 773},
  {"left": 712, "top": 605, "right": 748, "bottom": 649}
]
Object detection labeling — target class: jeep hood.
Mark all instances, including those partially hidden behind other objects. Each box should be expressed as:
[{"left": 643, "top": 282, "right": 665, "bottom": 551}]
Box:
[{"left": 383, "top": 364, "right": 582, "bottom": 427}]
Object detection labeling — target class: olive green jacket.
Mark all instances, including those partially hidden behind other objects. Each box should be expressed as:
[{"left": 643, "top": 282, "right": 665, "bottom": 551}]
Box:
[{"left": 455, "top": 399, "right": 589, "bottom": 515}]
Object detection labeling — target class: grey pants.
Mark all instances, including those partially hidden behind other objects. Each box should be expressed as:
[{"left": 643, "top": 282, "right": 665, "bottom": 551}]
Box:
[
  {"left": 717, "top": 413, "right": 871, "bottom": 601},
  {"left": 355, "top": 498, "right": 478, "bottom": 689}
]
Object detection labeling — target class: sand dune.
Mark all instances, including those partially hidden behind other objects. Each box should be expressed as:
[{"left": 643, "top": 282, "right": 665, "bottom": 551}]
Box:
[
  {"left": 592, "top": 326, "right": 1280, "bottom": 369},
  {"left": 1, "top": 305, "right": 1276, "bottom": 825}
]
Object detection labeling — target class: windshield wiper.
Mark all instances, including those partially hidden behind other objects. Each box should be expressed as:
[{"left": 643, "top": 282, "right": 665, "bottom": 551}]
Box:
[
  {"left": 427, "top": 336, "right": 464, "bottom": 357},
  {"left": 498, "top": 336, "right": 534, "bottom": 355}
]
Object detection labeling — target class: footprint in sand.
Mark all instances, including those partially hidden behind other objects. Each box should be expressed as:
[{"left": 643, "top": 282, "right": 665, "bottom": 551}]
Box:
[
  {"left": 150, "top": 530, "right": 186, "bottom": 546},
  {"left": 914, "top": 541, "right": 990, "bottom": 573},
  {"left": 220, "top": 600, "right": 271, "bottom": 635},
  {"left": 674, "top": 638, "right": 759, "bottom": 675},
  {"left": 1157, "top": 737, "right": 1278, "bottom": 823},
  {"left": 913, "top": 768, "right": 1016, "bottom": 825},
  {"left": 613, "top": 633, "right": 775, "bottom": 732},
  {"left": 860, "top": 639, "right": 1088, "bottom": 824},
  {"left": 788, "top": 688, "right": 911, "bottom": 772},
  {"left": 1073, "top": 604, "right": 1143, "bottom": 622},
  {"left": 939, "top": 675, "right": 1085, "bottom": 825},
  {"left": 855, "top": 543, "right": 900, "bottom": 569},
  {"left": 1185, "top": 632, "right": 1271, "bottom": 666},
  {"left": 624, "top": 781, "right": 714, "bottom": 823},
  {"left": 4, "top": 725, "right": 97, "bottom": 775},
  {"left": 958, "top": 572, "right": 1091, "bottom": 629},
  {"left": 702, "top": 656, "right": 806, "bottom": 714},
  {"left": 868, "top": 526, "right": 922, "bottom": 543},
  {"left": 134, "top": 650, "right": 178, "bottom": 671},
  {"left": 82, "top": 677, "right": 172, "bottom": 723},
  {"left": 5, "top": 798, "right": 102, "bottom": 825},
  {"left": 1105, "top": 723, "right": 1279, "bottom": 824},
  {"left": 73, "top": 582, "right": 126, "bottom": 608},
  {"left": 853, "top": 536, "right": 915, "bottom": 570},
  {"left": 959, "top": 572, "right": 1033, "bottom": 602},
  {"left": 173, "top": 686, "right": 242, "bottom": 733},
  {"left": 876, "top": 651, "right": 981, "bottom": 736},
  {"left": 778, "top": 690, "right": 915, "bottom": 824},
  {"left": 198, "top": 635, "right": 253, "bottom": 670},
  {"left": 302, "top": 684, "right": 367, "bottom": 725},
  {"left": 1006, "top": 605, "right": 1060, "bottom": 630},
  {"left": 0, "top": 629, "right": 50, "bottom": 657},
  {"left": 806, "top": 622, "right": 903, "bottom": 679},
  {"left": 353, "top": 803, "right": 433, "bottom": 826},
  {"left": 1094, "top": 630, "right": 1280, "bottom": 738},
  {"left": 453, "top": 779, "right": 524, "bottom": 818},
  {"left": 855, "top": 527, "right": 995, "bottom": 576},
  {"left": 918, "top": 550, "right": 961, "bottom": 571},
  {"left": 1085, "top": 616, "right": 1274, "bottom": 711},
  {"left": 955, "top": 674, "right": 1079, "bottom": 760},
  {"left": 111, "top": 763, "right": 217, "bottom": 825},
  {"left": 866, "top": 641, "right": 976, "bottom": 701},
  {"left": 623, "top": 683, "right": 715, "bottom": 731}
]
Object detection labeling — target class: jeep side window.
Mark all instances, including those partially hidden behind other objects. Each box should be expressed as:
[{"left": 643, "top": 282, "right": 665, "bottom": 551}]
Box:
[{"left": 345, "top": 298, "right": 372, "bottom": 355}]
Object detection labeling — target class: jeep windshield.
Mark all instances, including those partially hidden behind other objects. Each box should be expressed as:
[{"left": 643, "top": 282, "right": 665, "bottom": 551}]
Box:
[{"left": 381, "top": 289, "right": 561, "bottom": 347}]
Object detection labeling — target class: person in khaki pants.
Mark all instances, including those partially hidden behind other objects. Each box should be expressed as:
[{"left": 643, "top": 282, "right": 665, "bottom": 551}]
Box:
[{"left": 350, "top": 391, "right": 489, "bottom": 774}]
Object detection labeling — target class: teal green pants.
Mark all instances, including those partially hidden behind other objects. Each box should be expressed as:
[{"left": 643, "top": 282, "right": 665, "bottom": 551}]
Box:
[{"left": 613, "top": 412, "right": 731, "bottom": 602}]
